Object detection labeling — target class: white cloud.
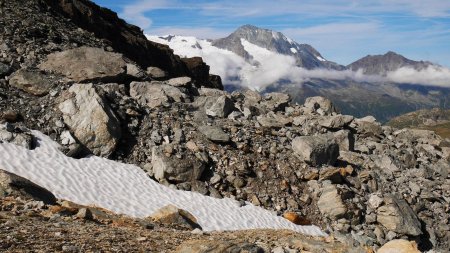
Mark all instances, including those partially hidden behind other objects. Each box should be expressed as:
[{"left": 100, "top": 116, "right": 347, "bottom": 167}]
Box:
[
  {"left": 121, "top": 0, "right": 171, "bottom": 30},
  {"left": 148, "top": 34, "right": 450, "bottom": 89},
  {"left": 386, "top": 66, "right": 450, "bottom": 87}
]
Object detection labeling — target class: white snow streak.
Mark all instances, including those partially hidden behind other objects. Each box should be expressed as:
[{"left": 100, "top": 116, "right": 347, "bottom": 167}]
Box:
[{"left": 0, "top": 130, "right": 325, "bottom": 235}]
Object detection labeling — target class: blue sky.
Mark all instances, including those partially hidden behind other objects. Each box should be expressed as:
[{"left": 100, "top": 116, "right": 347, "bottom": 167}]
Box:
[{"left": 93, "top": 0, "right": 450, "bottom": 67}]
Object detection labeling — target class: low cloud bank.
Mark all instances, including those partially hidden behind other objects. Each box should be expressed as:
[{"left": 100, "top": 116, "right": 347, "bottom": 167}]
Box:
[
  {"left": 147, "top": 35, "right": 450, "bottom": 90},
  {"left": 386, "top": 65, "right": 450, "bottom": 87}
]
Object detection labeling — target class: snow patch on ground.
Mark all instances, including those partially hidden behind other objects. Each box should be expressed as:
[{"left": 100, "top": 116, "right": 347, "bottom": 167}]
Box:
[
  {"left": 0, "top": 130, "right": 325, "bottom": 236},
  {"left": 290, "top": 48, "right": 298, "bottom": 54}
]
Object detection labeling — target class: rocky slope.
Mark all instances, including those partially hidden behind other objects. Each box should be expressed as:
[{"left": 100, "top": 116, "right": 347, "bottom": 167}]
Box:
[
  {"left": 387, "top": 108, "right": 450, "bottom": 139},
  {"left": 0, "top": 0, "right": 449, "bottom": 252}
]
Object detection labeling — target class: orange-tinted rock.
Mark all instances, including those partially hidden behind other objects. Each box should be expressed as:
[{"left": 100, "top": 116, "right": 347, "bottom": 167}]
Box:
[
  {"left": 283, "top": 212, "right": 312, "bottom": 226},
  {"left": 377, "top": 239, "right": 420, "bottom": 253}
]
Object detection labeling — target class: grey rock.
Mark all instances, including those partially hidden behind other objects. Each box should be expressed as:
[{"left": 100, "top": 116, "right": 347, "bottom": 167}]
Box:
[
  {"left": 149, "top": 204, "right": 201, "bottom": 230},
  {"left": 8, "top": 68, "right": 55, "bottom": 96},
  {"left": 0, "top": 62, "right": 10, "bottom": 77},
  {"left": 0, "top": 169, "right": 56, "bottom": 204},
  {"left": 330, "top": 130, "right": 355, "bottom": 151},
  {"left": 205, "top": 95, "right": 235, "bottom": 118},
  {"left": 261, "top": 92, "right": 290, "bottom": 112},
  {"left": 319, "top": 115, "right": 354, "bottom": 129},
  {"left": 198, "top": 125, "right": 230, "bottom": 143},
  {"left": 39, "top": 47, "right": 127, "bottom": 82},
  {"left": 174, "top": 240, "right": 264, "bottom": 253},
  {"left": 58, "top": 83, "right": 121, "bottom": 157},
  {"left": 126, "top": 63, "right": 146, "bottom": 79},
  {"left": 303, "top": 96, "right": 337, "bottom": 115},
  {"left": 198, "top": 87, "right": 227, "bottom": 97},
  {"left": 292, "top": 135, "right": 339, "bottom": 166},
  {"left": 317, "top": 184, "right": 347, "bottom": 220},
  {"left": 376, "top": 195, "right": 422, "bottom": 236},
  {"left": 146, "top": 66, "right": 167, "bottom": 79},
  {"left": 152, "top": 146, "right": 205, "bottom": 183},
  {"left": 76, "top": 208, "right": 93, "bottom": 220},
  {"left": 130, "top": 81, "right": 187, "bottom": 108},
  {"left": 167, "top": 76, "right": 191, "bottom": 87},
  {"left": 256, "top": 112, "right": 292, "bottom": 128},
  {"left": 0, "top": 124, "right": 33, "bottom": 149},
  {"left": 355, "top": 120, "right": 383, "bottom": 138}
]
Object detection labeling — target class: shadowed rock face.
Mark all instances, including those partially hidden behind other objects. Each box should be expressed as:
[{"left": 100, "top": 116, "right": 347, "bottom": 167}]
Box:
[
  {"left": 0, "top": 169, "right": 56, "bottom": 204},
  {"left": 40, "top": 0, "right": 188, "bottom": 77}
]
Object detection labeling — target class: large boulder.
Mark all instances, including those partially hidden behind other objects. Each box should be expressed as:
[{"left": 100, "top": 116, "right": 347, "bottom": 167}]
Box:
[
  {"left": 8, "top": 68, "right": 55, "bottom": 96},
  {"left": 376, "top": 195, "right": 422, "bottom": 236},
  {"left": 58, "top": 83, "right": 121, "bottom": 157},
  {"left": 152, "top": 146, "right": 205, "bottom": 183},
  {"left": 39, "top": 47, "right": 127, "bottom": 83},
  {"left": 292, "top": 135, "right": 339, "bottom": 166},
  {"left": 0, "top": 169, "right": 56, "bottom": 204},
  {"left": 130, "top": 81, "right": 187, "bottom": 108}
]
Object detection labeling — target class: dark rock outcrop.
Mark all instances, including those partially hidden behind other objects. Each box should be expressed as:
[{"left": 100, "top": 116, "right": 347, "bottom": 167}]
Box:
[{"left": 40, "top": 0, "right": 222, "bottom": 88}]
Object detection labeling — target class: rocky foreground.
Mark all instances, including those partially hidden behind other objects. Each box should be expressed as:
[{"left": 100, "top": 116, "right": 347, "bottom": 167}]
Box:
[{"left": 0, "top": 0, "right": 449, "bottom": 252}]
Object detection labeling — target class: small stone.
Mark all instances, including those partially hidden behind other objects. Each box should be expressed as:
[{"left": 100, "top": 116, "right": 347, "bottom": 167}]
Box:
[
  {"left": 146, "top": 66, "right": 166, "bottom": 79},
  {"left": 198, "top": 125, "right": 230, "bottom": 143},
  {"left": 149, "top": 204, "right": 201, "bottom": 230},
  {"left": 368, "top": 194, "right": 384, "bottom": 209},
  {"left": 167, "top": 76, "right": 191, "bottom": 87},
  {"left": 282, "top": 212, "right": 312, "bottom": 225},
  {"left": 76, "top": 208, "right": 93, "bottom": 220},
  {"left": 186, "top": 141, "right": 200, "bottom": 152}
]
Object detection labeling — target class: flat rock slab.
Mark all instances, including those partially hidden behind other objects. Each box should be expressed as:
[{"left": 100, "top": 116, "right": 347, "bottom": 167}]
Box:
[
  {"left": 198, "top": 125, "right": 230, "bottom": 143},
  {"left": 319, "top": 115, "right": 354, "bottom": 129},
  {"left": 8, "top": 69, "right": 55, "bottom": 96},
  {"left": 39, "top": 46, "right": 126, "bottom": 83}
]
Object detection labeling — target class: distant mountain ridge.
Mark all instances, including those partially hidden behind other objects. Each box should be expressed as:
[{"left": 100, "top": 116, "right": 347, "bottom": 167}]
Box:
[
  {"left": 147, "top": 24, "right": 450, "bottom": 122},
  {"left": 212, "top": 24, "right": 344, "bottom": 70},
  {"left": 348, "top": 51, "right": 433, "bottom": 75}
]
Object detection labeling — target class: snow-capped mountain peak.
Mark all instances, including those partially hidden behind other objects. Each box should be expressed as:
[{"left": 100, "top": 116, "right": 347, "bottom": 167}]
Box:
[{"left": 212, "top": 25, "right": 343, "bottom": 70}]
